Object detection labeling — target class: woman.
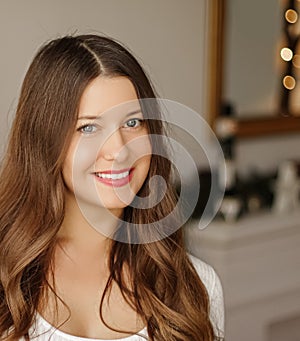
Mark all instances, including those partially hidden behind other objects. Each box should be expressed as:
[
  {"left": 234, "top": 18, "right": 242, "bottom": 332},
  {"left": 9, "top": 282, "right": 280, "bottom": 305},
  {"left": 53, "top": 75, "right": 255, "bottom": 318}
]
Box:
[{"left": 0, "top": 34, "right": 224, "bottom": 340}]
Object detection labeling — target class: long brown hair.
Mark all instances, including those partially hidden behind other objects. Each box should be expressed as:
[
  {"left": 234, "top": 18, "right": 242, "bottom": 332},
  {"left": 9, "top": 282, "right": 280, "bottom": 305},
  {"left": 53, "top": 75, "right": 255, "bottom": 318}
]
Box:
[{"left": 0, "top": 35, "right": 220, "bottom": 340}]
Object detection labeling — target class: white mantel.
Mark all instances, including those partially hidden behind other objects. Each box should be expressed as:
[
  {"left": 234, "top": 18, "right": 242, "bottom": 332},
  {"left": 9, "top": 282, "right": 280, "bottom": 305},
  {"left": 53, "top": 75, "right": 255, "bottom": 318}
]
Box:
[{"left": 185, "top": 210, "right": 300, "bottom": 341}]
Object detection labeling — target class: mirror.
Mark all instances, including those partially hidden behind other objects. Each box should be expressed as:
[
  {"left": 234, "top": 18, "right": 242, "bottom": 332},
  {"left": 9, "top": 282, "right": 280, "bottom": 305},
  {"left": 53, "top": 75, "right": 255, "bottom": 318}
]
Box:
[{"left": 207, "top": 0, "right": 300, "bottom": 138}]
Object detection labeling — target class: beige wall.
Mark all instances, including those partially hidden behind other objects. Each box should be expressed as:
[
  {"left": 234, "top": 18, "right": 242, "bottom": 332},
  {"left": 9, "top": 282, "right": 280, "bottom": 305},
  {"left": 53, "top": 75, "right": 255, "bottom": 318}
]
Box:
[
  {"left": 1, "top": 0, "right": 299, "bottom": 176},
  {"left": 0, "top": 0, "right": 207, "bottom": 157}
]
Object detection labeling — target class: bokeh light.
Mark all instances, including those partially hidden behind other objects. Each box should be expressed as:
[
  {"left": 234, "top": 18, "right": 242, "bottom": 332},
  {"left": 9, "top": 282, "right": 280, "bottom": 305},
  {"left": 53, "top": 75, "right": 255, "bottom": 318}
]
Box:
[
  {"left": 292, "top": 54, "right": 300, "bottom": 68},
  {"left": 281, "top": 47, "right": 293, "bottom": 61},
  {"left": 285, "top": 9, "right": 298, "bottom": 23},
  {"left": 283, "top": 75, "right": 296, "bottom": 90}
]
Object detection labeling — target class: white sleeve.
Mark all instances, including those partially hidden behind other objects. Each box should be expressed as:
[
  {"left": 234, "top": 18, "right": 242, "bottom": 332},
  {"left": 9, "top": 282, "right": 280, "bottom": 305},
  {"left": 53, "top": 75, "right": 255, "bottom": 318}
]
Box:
[
  {"left": 188, "top": 254, "right": 225, "bottom": 338},
  {"left": 209, "top": 267, "right": 225, "bottom": 338}
]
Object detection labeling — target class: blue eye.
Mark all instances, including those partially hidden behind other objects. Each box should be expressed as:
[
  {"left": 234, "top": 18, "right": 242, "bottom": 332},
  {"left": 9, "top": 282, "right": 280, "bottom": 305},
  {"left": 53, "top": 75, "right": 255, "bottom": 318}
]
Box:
[
  {"left": 78, "top": 124, "right": 97, "bottom": 134},
  {"left": 124, "top": 119, "right": 143, "bottom": 128}
]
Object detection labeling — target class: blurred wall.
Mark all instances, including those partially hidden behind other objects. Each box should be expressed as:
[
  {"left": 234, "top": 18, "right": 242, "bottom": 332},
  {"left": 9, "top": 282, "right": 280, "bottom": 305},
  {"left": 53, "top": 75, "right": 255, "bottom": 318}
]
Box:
[
  {"left": 0, "top": 0, "right": 208, "bottom": 157},
  {"left": 0, "top": 0, "right": 299, "bottom": 178}
]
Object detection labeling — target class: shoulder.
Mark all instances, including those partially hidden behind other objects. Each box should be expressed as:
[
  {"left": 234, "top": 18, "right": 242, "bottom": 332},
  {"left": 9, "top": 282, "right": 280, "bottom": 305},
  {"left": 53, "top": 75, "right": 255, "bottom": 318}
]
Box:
[
  {"left": 188, "top": 253, "right": 225, "bottom": 337},
  {"left": 188, "top": 253, "right": 220, "bottom": 297}
]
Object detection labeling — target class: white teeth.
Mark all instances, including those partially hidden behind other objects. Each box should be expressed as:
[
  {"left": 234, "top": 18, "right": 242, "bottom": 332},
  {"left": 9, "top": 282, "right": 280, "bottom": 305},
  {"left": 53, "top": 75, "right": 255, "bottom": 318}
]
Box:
[{"left": 96, "top": 170, "right": 130, "bottom": 180}]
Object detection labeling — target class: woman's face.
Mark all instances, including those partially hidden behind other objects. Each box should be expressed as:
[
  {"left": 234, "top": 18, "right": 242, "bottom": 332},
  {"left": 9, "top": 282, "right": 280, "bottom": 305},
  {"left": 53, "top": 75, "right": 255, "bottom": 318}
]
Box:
[{"left": 62, "top": 76, "right": 152, "bottom": 216}]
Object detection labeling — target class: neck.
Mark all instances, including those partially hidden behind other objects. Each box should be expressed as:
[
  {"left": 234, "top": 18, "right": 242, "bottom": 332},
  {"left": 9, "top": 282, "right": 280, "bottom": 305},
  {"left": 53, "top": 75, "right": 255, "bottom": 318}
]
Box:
[{"left": 58, "top": 191, "right": 122, "bottom": 257}]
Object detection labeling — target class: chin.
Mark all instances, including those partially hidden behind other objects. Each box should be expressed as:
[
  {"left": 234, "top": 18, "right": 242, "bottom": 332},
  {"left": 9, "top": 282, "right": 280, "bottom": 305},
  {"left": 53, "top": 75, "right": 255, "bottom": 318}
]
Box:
[{"left": 102, "top": 196, "right": 135, "bottom": 210}]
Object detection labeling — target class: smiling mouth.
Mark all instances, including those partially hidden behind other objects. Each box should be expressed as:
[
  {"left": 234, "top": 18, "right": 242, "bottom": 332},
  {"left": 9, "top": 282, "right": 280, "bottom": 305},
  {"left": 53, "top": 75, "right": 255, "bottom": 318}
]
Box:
[
  {"left": 95, "top": 170, "right": 130, "bottom": 180},
  {"left": 93, "top": 168, "right": 134, "bottom": 187}
]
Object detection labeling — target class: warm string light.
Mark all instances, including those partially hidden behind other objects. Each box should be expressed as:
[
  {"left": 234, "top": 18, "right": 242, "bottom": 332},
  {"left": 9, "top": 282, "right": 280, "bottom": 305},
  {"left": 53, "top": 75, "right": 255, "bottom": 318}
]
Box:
[
  {"left": 283, "top": 75, "right": 296, "bottom": 89},
  {"left": 281, "top": 5, "right": 299, "bottom": 91},
  {"left": 292, "top": 54, "right": 300, "bottom": 67},
  {"left": 285, "top": 9, "right": 298, "bottom": 23},
  {"left": 280, "top": 47, "right": 293, "bottom": 61}
]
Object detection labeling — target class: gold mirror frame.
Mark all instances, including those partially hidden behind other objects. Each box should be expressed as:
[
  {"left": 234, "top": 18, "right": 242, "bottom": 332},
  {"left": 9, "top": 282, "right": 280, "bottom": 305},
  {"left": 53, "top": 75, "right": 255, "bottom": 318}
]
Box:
[{"left": 207, "top": 0, "right": 300, "bottom": 138}]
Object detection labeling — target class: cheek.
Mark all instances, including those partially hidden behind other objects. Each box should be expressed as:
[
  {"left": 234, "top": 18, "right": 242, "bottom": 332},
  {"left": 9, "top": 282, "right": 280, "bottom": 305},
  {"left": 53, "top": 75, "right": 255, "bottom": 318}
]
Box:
[
  {"left": 143, "top": 154, "right": 152, "bottom": 172},
  {"left": 66, "top": 137, "right": 101, "bottom": 169},
  {"left": 135, "top": 143, "right": 152, "bottom": 185},
  {"left": 62, "top": 154, "right": 74, "bottom": 192},
  {"left": 62, "top": 138, "right": 98, "bottom": 189},
  {"left": 74, "top": 137, "right": 102, "bottom": 168},
  {"left": 62, "top": 140, "right": 77, "bottom": 190},
  {"left": 128, "top": 134, "right": 152, "bottom": 161},
  {"left": 139, "top": 136, "right": 152, "bottom": 174}
]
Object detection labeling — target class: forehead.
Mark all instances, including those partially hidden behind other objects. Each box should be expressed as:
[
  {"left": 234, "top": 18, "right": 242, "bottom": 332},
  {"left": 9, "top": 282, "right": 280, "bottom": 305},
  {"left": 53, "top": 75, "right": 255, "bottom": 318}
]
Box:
[{"left": 79, "top": 76, "right": 139, "bottom": 117}]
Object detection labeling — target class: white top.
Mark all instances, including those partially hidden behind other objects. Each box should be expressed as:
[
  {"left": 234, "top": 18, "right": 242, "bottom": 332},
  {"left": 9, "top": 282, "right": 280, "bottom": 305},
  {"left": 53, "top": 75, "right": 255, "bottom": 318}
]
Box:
[{"left": 24, "top": 255, "right": 224, "bottom": 340}]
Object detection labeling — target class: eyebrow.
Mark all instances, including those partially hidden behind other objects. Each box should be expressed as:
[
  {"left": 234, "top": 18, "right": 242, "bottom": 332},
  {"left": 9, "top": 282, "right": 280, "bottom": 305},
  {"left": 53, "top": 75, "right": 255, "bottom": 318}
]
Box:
[{"left": 78, "top": 109, "right": 142, "bottom": 121}]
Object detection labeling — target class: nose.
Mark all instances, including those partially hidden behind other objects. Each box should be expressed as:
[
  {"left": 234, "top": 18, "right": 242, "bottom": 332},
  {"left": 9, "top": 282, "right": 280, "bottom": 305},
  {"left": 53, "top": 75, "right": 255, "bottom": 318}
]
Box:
[{"left": 100, "top": 129, "right": 129, "bottom": 162}]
